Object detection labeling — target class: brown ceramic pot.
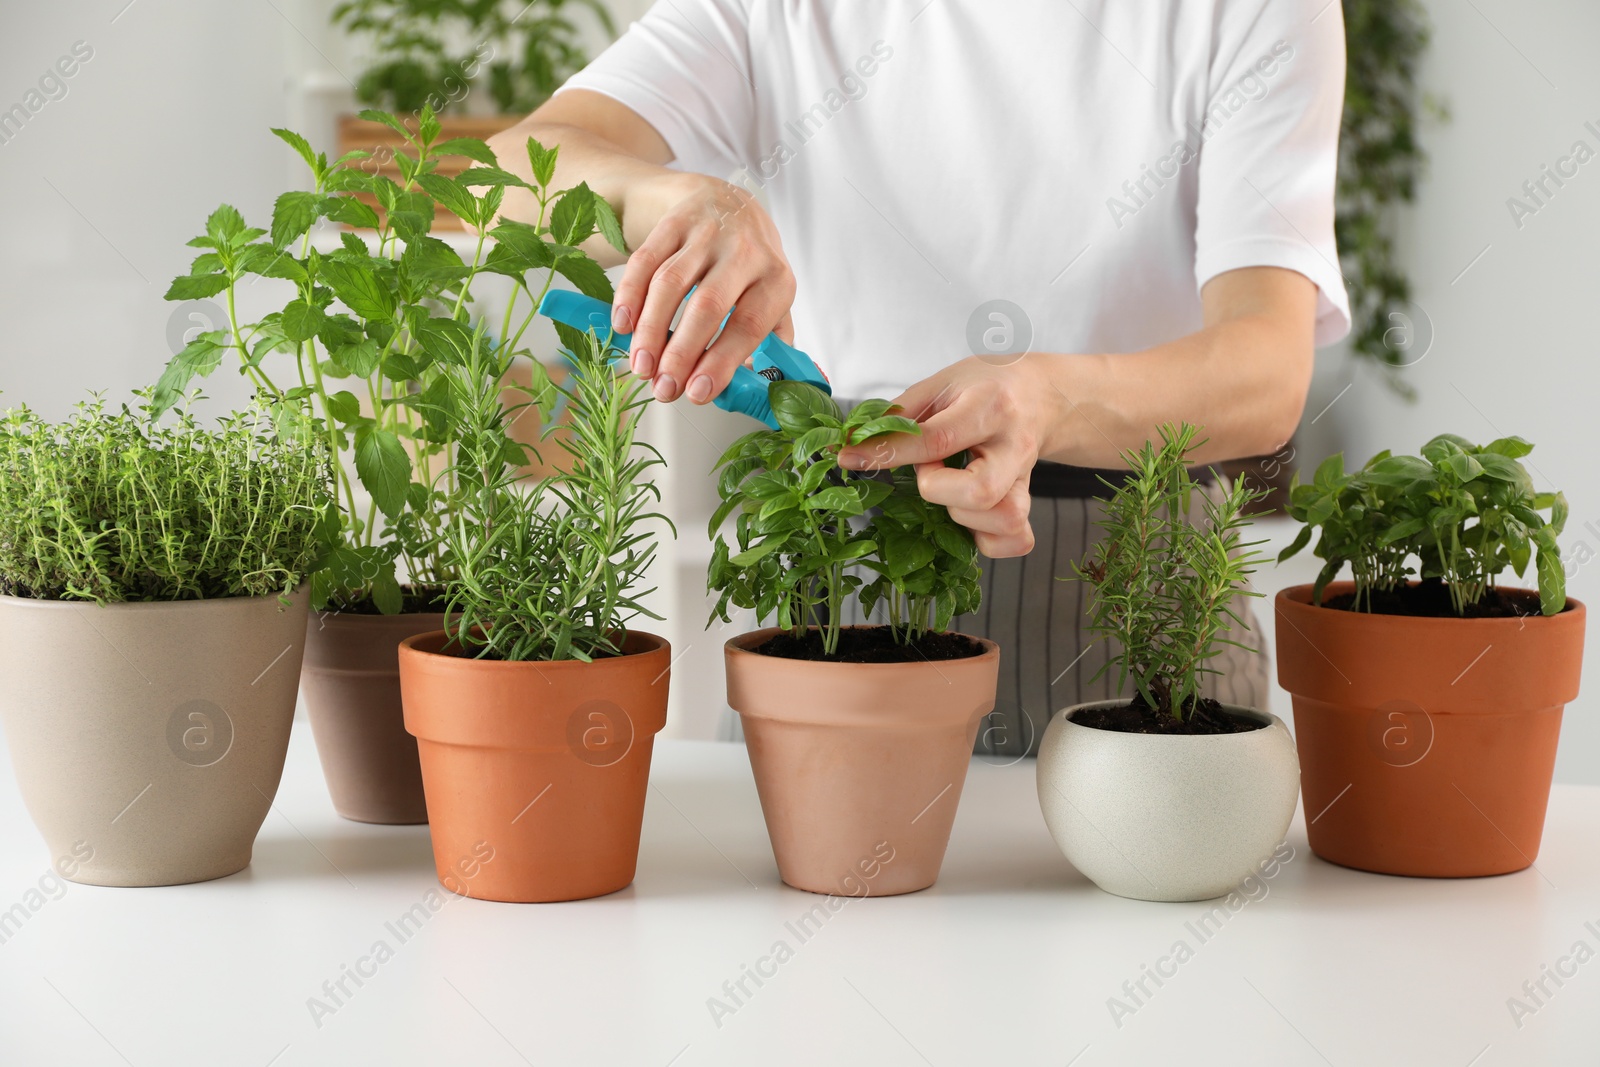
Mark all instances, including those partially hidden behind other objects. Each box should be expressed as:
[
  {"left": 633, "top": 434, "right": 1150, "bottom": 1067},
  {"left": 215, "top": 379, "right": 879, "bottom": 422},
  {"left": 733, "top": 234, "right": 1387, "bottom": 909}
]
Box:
[
  {"left": 301, "top": 611, "right": 444, "bottom": 825},
  {"left": 724, "top": 627, "right": 1000, "bottom": 896},
  {"left": 398, "top": 629, "right": 670, "bottom": 903},
  {"left": 1275, "top": 582, "right": 1586, "bottom": 877}
]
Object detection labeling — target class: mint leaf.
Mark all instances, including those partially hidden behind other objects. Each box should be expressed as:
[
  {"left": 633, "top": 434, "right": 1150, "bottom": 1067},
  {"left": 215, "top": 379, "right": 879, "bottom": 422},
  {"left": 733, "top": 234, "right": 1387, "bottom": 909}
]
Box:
[
  {"left": 354, "top": 424, "right": 411, "bottom": 519},
  {"left": 206, "top": 204, "right": 247, "bottom": 244},
  {"left": 271, "top": 191, "right": 321, "bottom": 249},
  {"left": 281, "top": 299, "right": 325, "bottom": 342},
  {"left": 550, "top": 183, "right": 596, "bottom": 245},
  {"left": 592, "top": 194, "right": 626, "bottom": 254},
  {"left": 165, "top": 273, "right": 229, "bottom": 301},
  {"left": 553, "top": 254, "right": 613, "bottom": 303},
  {"left": 526, "top": 137, "right": 558, "bottom": 187},
  {"left": 270, "top": 128, "right": 320, "bottom": 176},
  {"left": 434, "top": 137, "right": 498, "bottom": 165},
  {"left": 357, "top": 109, "right": 414, "bottom": 142},
  {"left": 319, "top": 259, "right": 396, "bottom": 322}
]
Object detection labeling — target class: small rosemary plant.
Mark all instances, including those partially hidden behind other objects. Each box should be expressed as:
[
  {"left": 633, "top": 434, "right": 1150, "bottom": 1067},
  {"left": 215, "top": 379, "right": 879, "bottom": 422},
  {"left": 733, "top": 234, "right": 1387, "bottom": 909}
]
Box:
[
  {"left": 0, "top": 393, "right": 327, "bottom": 603},
  {"left": 1074, "top": 424, "right": 1267, "bottom": 721},
  {"left": 439, "top": 327, "right": 667, "bottom": 661}
]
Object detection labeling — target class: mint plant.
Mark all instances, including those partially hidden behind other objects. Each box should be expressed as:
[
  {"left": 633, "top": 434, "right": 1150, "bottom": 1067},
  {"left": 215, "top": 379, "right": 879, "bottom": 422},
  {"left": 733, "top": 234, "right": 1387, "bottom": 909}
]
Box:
[
  {"left": 1073, "top": 424, "right": 1267, "bottom": 721},
  {"left": 0, "top": 394, "right": 326, "bottom": 603},
  {"left": 707, "top": 383, "right": 982, "bottom": 657},
  {"left": 438, "top": 326, "right": 667, "bottom": 661},
  {"left": 152, "top": 106, "right": 625, "bottom": 613},
  {"left": 1280, "top": 433, "right": 1568, "bottom": 616}
]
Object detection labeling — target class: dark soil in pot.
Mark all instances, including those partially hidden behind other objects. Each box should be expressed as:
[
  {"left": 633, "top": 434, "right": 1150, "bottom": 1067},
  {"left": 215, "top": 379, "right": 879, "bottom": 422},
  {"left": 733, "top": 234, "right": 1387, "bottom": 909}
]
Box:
[
  {"left": 1320, "top": 578, "right": 1549, "bottom": 619},
  {"left": 753, "top": 625, "right": 986, "bottom": 663},
  {"left": 329, "top": 584, "right": 452, "bottom": 615},
  {"left": 1071, "top": 696, "right": 1264, "bottom": 735}
]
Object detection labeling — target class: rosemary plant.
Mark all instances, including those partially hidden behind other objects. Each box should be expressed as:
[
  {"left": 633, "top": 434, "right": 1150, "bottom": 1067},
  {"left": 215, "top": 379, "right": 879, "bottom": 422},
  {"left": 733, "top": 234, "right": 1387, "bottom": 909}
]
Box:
[
  {"left": 151, "top": 106, "right": 624, "bottom": 612},
  {"left": 440, "top": 327, "right": 667, "bottom": 661},
  {"left": 1074, "top": 424, "right": 1267, "bottom": 721},
  {"left": 707, "top": 383, "right": 981, "bottom": 657},
  {"left": 0, "top": 394, "right": 326, "bottom": 603}
]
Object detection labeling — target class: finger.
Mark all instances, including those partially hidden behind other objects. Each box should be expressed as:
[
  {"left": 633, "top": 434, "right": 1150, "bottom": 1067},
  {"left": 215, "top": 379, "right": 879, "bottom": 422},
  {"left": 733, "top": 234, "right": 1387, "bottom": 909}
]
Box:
[
  {"left": 655, "top": 267, "right": 760, "bottom": 402},
  {"left": 688, "top": 275, "right": 797, "bottom": 404},
  {"left": 613, "top": 218, "right": 683, "bottom": 337},
  {"left": 840, "top": 397, "right": 989, "bottom": 471},
  {"left": 632, "top": 243, "right": 710, "bottom": 387},
  {"left": 915, "top": 441, "right": 1032, "bottom": 512},
  {"left": 948, "top": 478, "right": 1034, "bottom": 558},
  {"left": 773, "top": 308, "right": 795, "bottom": 345}
]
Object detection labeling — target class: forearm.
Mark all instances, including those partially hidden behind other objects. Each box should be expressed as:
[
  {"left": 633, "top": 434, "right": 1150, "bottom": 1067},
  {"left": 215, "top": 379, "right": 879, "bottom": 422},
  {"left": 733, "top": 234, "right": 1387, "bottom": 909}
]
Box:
[
  {"left": 487, "top": 116, "right": 711, "bottom": 266},
  {"left": 1033, "top": 313, "right": 1313, "bottom": 467}
]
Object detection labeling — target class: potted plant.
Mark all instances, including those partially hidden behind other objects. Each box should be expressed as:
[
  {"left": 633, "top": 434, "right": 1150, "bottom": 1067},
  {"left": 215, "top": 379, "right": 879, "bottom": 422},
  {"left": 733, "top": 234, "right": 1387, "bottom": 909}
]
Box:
[
  {"left": 709, "top": 384, "right": 998, "bottom": 897},
  {"left": 330, "top": 0, "right": 615, "bottom": 229},
  {"left": 0, "top": 396, "right": 326, "bottom": 886},
  {"left": 398, "top": 316, "right": 671, "bottom": 903},
  {"left": 1276, "top": 434, "right": 1585, "bottom": 877},
  {"left": 153, "top": 107, "right": 623, "bottom": 824},
  {"left": 1035, "top": 424, "right": 1299, "bottom": 902}
]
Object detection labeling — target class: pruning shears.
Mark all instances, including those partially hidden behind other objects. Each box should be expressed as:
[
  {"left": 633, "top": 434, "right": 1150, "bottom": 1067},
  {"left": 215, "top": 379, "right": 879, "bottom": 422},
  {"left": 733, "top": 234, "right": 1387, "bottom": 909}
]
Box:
[{"left": 536, "top": 290, "right": 830, "bottom": 430}]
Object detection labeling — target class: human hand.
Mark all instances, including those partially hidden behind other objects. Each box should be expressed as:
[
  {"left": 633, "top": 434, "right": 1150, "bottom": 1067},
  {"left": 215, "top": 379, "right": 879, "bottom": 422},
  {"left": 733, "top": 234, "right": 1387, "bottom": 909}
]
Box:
[
  {"left": 613, "top": 173, "right": 796, "bottom": 406},
  {"left": 836, "top": 356, "right": 1061, "bottom": 558}
]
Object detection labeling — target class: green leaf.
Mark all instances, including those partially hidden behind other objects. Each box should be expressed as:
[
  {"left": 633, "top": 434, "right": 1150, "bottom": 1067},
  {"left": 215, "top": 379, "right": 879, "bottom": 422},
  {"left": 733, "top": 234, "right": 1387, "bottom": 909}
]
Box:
[
  {"left": 322, "top": 195, "right": 382, "bottom": 230},
  {"left": 1484, "top": 436, "right": 1534, "bottom": 459},
  {"left": 769, "top": 381, "right": 841, "bottom": 436},
  {"left": 353, "top": 425, "right": 411, "bottom": 519},
  {"left": 206, "top": 204, "right": 247, "bottom": 244},
  {"left": 281, "top": 299, "right": 325, "bottom": 342},
  {"left": 370, "top": 571, "right": 404, "bottom": 615},
  {"left": 434, "top": 137, "right": 498, "bottom": 165},
  {"left": 458, "top": 166, "right": 532, "bottom": 189},
  {"left": 324, "top": 390, "right": 361, "bottom": 424},
  {"left": 270, "top": 127, "right": 319, "bottom": 175},
  {"left": 593, "top": 194, "right": 626, "bottom": 254},
  {"left": 550, "top": 183, "right": 597, "bottom": 245},
  {"left": 271, "top": 191, "right": 321, "bottom": 249},
  {"left": 526, "top": 137, "right": 558, "bottom": 187},
  {"left": 319, "top": 258, "right": 396, "bottom": 322},
  {"left": 165, "top": 273, "right": 229, "bottom": 301},
  {"left": 554, "top": 254, "right": 613, "bottom": 302},
  {"left": 416, "top": 174, "right": 479, "bottom": 227},
  {"left": 730, "top": 540, "right": 785, "bottom": 567},
  {"left": 150, "top": 334, "right": 226, "bottom": 413},
  {"left": 358, "top": 109, "right": 414, "bottom": 141}
]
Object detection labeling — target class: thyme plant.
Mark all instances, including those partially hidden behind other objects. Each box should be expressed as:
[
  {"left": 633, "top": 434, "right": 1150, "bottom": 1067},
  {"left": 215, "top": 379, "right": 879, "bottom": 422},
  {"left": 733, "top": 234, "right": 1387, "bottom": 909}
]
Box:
[
  {"left": 707, "top": 383, "right": 982, "bottom": 657},
  {"left": 1280, "top": 434, "right": 1568, "bottom": 616},
  {"left": 152, "top": 106, "right": 624, "bottom": 612},
  {"left": 440, "top": 327, "right": 667, "bottom": 661},
  {"left": 1074, "top": 424, "right": 1267, "bottom": 721},
  {"left": 0, "top": 395, "right": 326, "bottom": 603}
]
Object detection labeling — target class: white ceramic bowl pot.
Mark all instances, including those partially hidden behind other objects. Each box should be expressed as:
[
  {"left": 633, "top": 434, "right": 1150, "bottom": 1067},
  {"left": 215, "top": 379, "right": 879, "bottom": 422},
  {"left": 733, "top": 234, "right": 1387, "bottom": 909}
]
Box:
[
  {"left": 1036, "top": 700, "right": 1300, "bottom": 902},
  {"left": 0, "top": 591, "right": 309, "bottom": 886}
]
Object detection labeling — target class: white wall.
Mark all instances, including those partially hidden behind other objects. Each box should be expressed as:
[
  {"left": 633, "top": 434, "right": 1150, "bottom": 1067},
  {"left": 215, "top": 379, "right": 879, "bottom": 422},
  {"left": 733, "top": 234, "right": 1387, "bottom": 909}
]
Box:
[
  {"left": 1300, "top": 0, "right": 1600, "bottom": 783},
  {"left": 3, "top": 0, "right": 1598, "bottom": 778}
]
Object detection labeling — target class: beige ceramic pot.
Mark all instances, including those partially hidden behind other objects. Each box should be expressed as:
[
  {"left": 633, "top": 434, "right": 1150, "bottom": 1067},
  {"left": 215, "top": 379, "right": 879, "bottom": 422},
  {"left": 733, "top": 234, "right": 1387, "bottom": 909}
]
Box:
[
  {"left": 0, "top": 591, "right": 309, "bottom": 886},
  {"left": 302, "top": 611, "right": 444, "bottom": 824},
  {"left": 724, "top": 627, "right": 1000, "bottom": 896}
]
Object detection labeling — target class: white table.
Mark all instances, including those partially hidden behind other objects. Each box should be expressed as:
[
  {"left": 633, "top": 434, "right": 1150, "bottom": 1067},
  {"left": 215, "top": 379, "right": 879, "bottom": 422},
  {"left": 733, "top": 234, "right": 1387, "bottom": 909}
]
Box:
[{"left": 1, "top": 728, "right": 1596, "bottom": 1066}]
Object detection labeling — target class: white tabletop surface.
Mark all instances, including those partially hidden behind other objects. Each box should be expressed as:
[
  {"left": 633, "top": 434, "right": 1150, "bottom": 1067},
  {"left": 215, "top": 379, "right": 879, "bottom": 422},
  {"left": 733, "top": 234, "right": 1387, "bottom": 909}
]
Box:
[{"left": 1, "top": 726, "right": 1597, "bottom": 1067}]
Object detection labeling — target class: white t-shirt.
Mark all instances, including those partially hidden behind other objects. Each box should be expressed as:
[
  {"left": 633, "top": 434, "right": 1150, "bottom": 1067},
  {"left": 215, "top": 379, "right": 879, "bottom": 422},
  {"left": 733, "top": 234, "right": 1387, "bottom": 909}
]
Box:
[{"left": 561, "top": 0, "right": 1350, "bottom": 402}]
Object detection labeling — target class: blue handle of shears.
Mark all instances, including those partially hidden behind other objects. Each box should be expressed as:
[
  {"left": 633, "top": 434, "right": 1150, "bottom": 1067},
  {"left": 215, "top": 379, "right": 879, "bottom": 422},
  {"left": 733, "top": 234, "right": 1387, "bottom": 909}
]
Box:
[{"left": 536, "top": 290, "right": 830, "bottom": 430}]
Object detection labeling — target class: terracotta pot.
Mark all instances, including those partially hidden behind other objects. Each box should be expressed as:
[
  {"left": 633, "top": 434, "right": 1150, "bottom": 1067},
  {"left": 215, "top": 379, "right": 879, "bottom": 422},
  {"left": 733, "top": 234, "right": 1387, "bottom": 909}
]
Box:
[
  {"left": 1036, "top": 701, "right": 1300, "bottom": 901},
  {"left": 1275, "top": 582, "right": 1586, "bottom": 877},
  {"left": 0, "top": 591, "right": 308, "bottom": 886},
  {"left": 398, "top": 629, "right": 670, "bottom": 903},
  {"left": 302, "top": 611, "right": 444, "bottom": 824},
  {"left": 723, "top": 627, "right": 1000, "bottom": 896}
]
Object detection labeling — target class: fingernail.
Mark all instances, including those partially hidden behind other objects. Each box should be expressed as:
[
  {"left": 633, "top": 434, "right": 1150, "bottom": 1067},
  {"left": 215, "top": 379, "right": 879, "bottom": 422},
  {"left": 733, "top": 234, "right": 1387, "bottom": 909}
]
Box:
[
  {"left": 613, "top": 305, "right": 633, "bottom": 333},
  {"left": 686, "top": 375, "right": 713, "bottom": 403},
  {"left": 632, "top": 349, "right": 654, "bottom": 378},
  {"left": 653, "top": 374, "right": 678, "bottom": 402},
  {"left": 838, "top": 450, "right": 862, "bottom": 469}
]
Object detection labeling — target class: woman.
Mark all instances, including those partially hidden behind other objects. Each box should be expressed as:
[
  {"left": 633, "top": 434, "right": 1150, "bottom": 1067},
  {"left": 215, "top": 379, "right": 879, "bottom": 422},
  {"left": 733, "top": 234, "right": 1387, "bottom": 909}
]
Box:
[{"left": 489, "top": 0, "right": 1349, "bottom": 755}]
